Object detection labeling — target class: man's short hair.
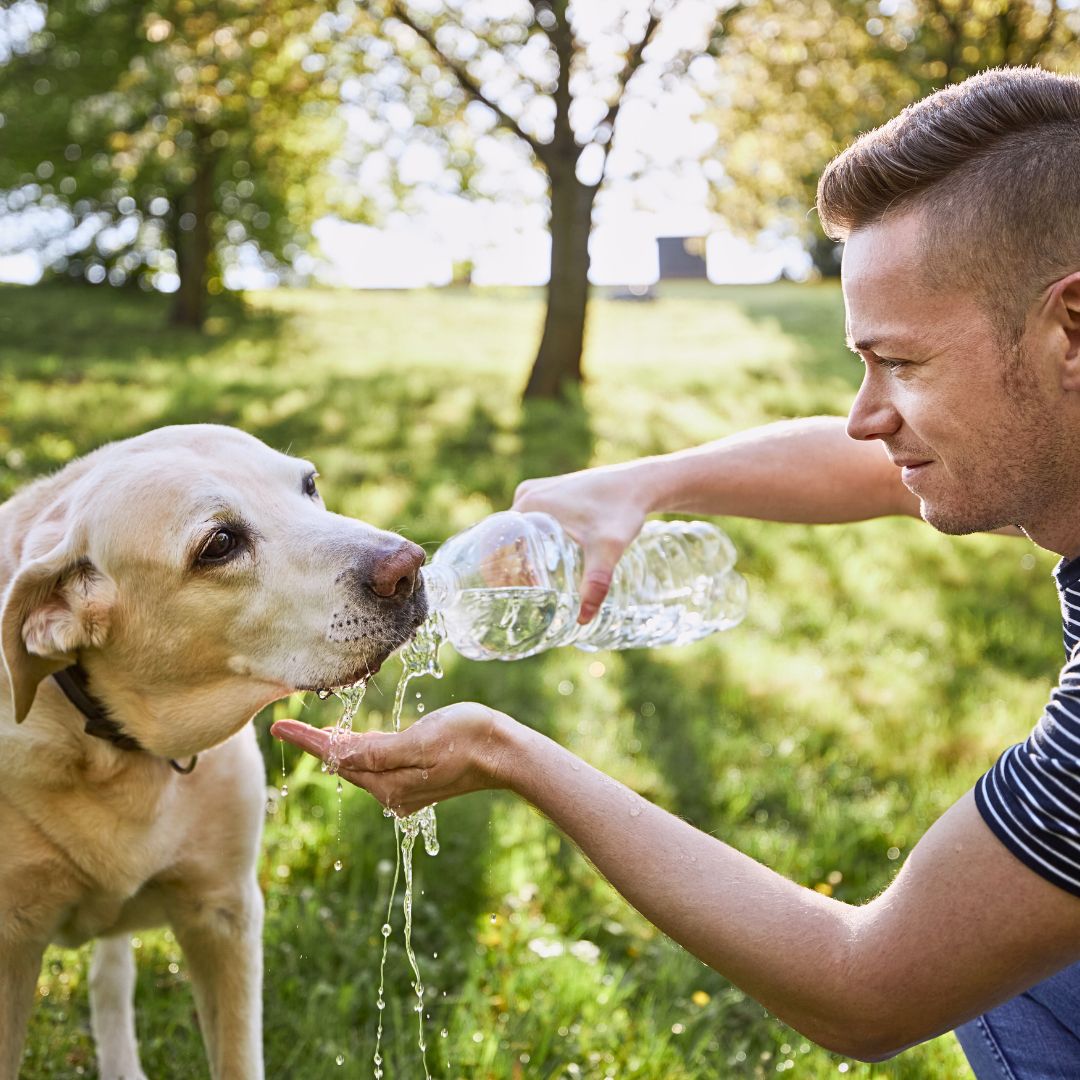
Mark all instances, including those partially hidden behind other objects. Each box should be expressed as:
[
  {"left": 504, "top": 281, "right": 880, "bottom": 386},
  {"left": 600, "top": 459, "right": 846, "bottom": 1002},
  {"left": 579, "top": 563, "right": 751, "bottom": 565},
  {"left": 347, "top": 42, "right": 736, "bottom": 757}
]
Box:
[{"left": 816, "top": 66, "right": 1080, "bottom": 343}]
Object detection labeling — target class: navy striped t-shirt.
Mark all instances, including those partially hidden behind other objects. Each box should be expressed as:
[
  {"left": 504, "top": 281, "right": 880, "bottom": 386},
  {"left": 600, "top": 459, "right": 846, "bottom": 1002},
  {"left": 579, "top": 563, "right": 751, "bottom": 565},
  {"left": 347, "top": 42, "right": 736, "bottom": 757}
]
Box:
[{"left": 975, "top": 556, "right": 1080, "bottom": 898}]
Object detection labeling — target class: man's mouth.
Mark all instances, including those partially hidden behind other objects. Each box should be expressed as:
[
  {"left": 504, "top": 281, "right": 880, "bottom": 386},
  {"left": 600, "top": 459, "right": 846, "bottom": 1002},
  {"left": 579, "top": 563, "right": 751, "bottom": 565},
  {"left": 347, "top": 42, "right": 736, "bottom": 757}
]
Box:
[
  {"left": 889, "top": 453, "right": 934, "bottom": 481},
  {"left": 900, "top": 461, "right": 932, "bottom": 478}
]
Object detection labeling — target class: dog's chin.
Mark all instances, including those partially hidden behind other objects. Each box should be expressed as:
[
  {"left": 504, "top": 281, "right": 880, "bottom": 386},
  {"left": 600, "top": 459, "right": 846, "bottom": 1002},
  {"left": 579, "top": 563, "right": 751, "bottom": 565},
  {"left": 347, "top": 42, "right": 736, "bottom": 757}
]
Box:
[{"left": 298, "top": 656, "right": 385, "bottom": 696}]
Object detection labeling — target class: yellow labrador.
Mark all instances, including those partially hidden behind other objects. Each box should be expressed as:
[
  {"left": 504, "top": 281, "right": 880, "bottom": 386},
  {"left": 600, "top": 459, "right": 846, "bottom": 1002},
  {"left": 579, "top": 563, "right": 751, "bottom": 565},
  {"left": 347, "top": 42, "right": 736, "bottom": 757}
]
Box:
[{"left": 0, "top": 425, "right": 427, "bottom": 1080}]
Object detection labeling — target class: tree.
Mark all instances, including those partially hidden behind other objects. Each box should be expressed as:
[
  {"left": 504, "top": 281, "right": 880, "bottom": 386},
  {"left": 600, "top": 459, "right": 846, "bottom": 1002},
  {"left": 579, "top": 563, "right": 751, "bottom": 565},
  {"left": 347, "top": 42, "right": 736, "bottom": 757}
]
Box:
[
  {"left": 706, "top": 0, "right": 1080, "bottom": 274},
  {"left": 351, "top": 0, "right": 741, "bottom": 400},
  {"left": 0, "top": 0, "right": 348, "bottom": 328}
]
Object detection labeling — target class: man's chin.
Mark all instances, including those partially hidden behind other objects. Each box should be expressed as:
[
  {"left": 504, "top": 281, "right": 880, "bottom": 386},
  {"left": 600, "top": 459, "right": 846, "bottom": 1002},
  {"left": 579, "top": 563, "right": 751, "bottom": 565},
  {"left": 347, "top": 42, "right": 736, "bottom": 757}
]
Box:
[{"left": 919, "top": 499, "right": 1006, "bottom": 536}]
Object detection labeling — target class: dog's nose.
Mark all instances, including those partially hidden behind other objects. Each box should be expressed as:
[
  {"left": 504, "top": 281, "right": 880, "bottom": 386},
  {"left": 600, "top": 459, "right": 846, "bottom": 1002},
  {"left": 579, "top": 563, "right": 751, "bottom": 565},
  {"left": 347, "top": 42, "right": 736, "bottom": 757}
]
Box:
[{"left": 367, "top": 539, "right": 426, "bottom": 600}]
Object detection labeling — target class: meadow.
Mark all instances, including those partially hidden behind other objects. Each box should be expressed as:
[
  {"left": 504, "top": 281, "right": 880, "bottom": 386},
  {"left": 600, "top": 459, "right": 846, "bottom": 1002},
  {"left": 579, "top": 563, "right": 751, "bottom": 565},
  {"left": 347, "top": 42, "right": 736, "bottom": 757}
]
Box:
[{"left": 1, "top": 280, "right": 1060, "bottom": 1078}]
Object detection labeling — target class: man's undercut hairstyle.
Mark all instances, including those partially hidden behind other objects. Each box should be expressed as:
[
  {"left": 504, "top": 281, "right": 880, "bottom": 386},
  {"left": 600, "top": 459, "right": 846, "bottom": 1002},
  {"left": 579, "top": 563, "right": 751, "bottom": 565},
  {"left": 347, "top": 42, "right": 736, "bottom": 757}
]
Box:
[{"left": 817, "top": 66, "right": 1080, "bottom": 344}]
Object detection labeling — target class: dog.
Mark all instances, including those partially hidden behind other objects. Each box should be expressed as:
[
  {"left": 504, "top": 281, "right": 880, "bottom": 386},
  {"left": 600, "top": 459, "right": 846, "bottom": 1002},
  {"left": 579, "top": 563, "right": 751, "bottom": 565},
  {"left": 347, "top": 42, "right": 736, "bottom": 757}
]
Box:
[{"left": 0, "top": 424, "right": 427, "bottom": 1079}]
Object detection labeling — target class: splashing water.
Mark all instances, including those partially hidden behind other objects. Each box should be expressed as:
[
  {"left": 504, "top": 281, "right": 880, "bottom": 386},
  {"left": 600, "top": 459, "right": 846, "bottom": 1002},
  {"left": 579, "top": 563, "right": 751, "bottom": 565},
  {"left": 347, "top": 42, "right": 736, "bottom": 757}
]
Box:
[
  {"left": 371, "top": 613, "right": 446, "bottom": 1080},
  {"left": 325, "top": 678, "right": 370, "bottom": 775},
  {"left": 322, "top": 679, "right": 370, "bottom": 874}
]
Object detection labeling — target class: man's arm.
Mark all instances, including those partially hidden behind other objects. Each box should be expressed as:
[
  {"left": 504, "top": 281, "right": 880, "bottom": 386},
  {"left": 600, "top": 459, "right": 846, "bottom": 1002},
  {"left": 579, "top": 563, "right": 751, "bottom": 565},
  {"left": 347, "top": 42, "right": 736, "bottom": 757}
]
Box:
[
  {"left": 502, "top": 726, "right": 1080, "bottom": 1059},
  {"left": 273, "top": 707, "right": 1080, "bottom": 1061},
  {"left": 513, "top": 417, "right": 921, "bottom": 621}
]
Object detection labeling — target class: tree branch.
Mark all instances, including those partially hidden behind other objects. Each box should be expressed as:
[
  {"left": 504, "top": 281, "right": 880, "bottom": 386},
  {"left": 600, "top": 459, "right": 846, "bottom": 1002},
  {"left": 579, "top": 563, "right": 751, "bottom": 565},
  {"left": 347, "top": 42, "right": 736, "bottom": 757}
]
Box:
[
  {"left": 597, "top": 7, "right": 664, "bottom": 140},
  {"left": 597, "top": 2, "right": 742, "bottom": 187},
  {"left": 387, "top": 1, "right": 547, "bottom": 161}
]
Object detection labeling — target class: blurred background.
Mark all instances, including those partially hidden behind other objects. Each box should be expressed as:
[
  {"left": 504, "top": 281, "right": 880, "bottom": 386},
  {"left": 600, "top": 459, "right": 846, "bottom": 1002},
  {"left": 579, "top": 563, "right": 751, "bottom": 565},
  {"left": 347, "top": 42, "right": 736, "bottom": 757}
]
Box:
[{"left": 2, "top": 2, "right": 1078, "bottom": 1077}]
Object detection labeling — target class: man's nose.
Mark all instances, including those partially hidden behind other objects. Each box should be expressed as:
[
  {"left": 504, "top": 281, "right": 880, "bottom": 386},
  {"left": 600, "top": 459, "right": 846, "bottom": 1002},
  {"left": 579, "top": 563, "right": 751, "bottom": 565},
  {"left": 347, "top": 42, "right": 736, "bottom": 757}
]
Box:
[
  {"left": 366, "top": 538, "right": 426, "bottom": 600},
  {"left": 846, "top": 371, "right": 902, "bottom": 442}
]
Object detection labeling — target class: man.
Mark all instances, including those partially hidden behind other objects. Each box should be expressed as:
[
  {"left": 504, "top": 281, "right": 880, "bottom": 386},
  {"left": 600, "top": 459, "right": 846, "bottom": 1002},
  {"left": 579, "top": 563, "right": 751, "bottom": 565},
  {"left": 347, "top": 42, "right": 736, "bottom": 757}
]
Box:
[{"left": 275, "top": 68, "right": 1080, "bottom": 1076}]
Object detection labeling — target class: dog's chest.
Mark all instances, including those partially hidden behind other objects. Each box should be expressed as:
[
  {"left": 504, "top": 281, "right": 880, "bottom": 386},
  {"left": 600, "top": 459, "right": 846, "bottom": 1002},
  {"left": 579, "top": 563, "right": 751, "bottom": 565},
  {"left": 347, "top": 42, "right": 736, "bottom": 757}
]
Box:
[{"left": 53, "top": 887, "right": 158, "bottom": 947}]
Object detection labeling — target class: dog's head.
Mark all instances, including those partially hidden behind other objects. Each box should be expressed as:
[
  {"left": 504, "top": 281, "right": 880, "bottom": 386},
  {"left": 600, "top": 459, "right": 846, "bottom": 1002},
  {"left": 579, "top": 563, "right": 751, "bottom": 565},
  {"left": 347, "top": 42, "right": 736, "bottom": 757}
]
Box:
[{"left": 0, "top": 425, "right": 427, "bottom": 758}]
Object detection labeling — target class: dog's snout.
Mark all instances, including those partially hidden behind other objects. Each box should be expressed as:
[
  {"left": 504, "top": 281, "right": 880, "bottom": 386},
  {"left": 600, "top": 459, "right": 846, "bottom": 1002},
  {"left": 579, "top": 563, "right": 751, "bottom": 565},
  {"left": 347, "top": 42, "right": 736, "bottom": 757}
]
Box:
[{"left": 366, "top": 539, "right": 425, "bottom": 600}]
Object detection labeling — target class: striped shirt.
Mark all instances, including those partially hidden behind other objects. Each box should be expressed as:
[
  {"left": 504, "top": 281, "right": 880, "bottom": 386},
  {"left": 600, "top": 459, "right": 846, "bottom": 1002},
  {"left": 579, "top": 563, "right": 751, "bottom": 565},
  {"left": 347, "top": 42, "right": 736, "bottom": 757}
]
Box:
[{"left": 975, "top": 556, "right": 1080, "bottom": 898}]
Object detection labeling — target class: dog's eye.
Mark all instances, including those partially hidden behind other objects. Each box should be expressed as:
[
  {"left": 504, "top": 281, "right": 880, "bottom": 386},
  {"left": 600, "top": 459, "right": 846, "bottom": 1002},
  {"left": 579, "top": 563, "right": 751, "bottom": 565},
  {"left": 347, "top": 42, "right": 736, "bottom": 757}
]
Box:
[
  {"left": 303, "top": 472, "right": 320, "bottom": 499},
  {"left": 199, "top": 528, "right": 240, "bottom": 563}
]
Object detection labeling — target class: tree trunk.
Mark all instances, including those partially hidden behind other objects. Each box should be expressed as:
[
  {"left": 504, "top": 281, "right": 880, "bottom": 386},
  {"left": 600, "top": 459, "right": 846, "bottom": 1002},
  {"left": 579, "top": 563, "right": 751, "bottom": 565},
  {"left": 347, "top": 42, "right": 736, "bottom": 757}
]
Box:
[
  {"left": 523, "top": 167, "right": 599, "bottom": 400},
  {"left": 169, "top": 154, "right": 216, "bottom": 330}
]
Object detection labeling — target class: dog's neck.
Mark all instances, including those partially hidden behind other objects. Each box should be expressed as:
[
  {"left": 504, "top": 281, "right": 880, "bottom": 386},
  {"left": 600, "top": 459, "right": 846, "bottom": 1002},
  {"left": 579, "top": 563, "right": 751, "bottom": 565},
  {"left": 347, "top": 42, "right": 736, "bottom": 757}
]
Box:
[{"left": 52, "top": 664, "right": 198, "bottom": 775}]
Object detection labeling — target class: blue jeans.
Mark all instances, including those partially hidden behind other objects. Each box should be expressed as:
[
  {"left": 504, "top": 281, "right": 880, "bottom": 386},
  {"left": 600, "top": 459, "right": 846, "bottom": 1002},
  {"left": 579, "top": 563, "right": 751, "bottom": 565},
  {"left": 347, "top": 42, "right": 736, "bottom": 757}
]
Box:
[{"left": 955, "top": 961, "right": 1080, "bottom": 1079}]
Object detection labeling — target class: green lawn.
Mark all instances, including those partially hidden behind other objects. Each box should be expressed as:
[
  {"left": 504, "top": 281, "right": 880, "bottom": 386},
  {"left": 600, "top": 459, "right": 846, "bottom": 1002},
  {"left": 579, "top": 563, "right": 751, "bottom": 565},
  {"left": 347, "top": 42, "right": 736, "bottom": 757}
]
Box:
[{"left": 1, "top": 281, "right": 1059, "bottom": 1078}]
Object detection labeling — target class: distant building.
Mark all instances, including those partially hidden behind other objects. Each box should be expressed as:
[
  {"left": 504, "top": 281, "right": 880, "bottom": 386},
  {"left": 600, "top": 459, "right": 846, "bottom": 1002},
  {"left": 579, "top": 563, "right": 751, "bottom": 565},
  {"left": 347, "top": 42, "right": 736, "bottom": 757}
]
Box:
[{"left": 657, "top": 236, "right": 708, "bottom": 280}]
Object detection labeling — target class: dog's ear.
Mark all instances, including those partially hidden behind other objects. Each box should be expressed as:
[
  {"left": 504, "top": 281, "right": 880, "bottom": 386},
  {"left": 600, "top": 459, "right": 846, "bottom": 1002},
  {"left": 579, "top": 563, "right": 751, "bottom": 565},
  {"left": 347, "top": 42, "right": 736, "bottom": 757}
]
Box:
[{"left": 1, "top": 540, "right": 117, "bottom": 723}]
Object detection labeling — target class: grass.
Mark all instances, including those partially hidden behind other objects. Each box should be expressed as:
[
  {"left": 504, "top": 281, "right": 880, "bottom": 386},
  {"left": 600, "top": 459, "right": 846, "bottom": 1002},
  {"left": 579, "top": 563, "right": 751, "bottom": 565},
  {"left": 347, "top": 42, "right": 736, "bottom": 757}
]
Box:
[{"left": 1, "top": 280, "right": 1061, "bottom": 1079}]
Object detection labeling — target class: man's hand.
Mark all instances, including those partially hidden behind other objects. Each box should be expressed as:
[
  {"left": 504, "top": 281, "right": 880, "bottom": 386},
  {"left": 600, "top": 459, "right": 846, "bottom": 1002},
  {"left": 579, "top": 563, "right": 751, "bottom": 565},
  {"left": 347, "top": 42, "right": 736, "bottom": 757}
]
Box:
[
  {"left": 271, "top": 704, "right": 515, "bottom": 816},
  {"left": 513, "top": 465, "right": 651, "bottom": 622}
]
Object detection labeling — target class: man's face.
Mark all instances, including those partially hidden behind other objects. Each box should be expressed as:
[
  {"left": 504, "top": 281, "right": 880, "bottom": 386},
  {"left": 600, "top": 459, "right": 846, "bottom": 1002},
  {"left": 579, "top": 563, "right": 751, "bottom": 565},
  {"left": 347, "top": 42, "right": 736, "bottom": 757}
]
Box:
[{"left": 843, "top": 212, "right": 1076, "bottom": 549}]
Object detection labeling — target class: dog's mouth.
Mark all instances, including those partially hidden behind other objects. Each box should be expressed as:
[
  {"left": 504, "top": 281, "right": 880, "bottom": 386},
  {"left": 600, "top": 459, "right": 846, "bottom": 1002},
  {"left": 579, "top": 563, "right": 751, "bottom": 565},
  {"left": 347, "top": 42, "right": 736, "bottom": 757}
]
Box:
[
  {"left": 303, "top": 586, "right": 430, "bottom": 697},
  {"left": 307, "top": 657, "right": 385, "bottom": 698}
]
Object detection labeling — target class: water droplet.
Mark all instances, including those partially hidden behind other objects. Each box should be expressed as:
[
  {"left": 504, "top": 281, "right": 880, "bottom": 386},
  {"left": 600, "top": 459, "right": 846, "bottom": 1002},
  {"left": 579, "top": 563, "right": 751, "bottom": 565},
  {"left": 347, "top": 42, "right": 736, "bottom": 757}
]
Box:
[
  {"left": 333, "top": 859, "right": 343, "bottom": 872},
  {"left": 421, "top": 769, "right": 429, "bottom": 781},
  {"left": 629, "top": 806, "right": 642, "bottom": 818},
  {"left": 490, "top": 913, "right": 497, "bottom": 922},
  {"left": 317, "top": 689, "right": 330, "bottom": 700},
  {"left": 336, "top": 779, "right": 343, "bottom": 795},
  {"left": 335, "top": 1054, "right": 344, "bottom": 1066},
  {"left": 280, "top": 784, "right": 288, "bottom": 797},
  {"left": 417, "top": 703, "right": 425, "bottom": 713},
  {"left": 440, "top": 1028, "right": 448, "bottom": 1039},
  {"left": 433, "top": 951, "right": 438, "bottom": 958},
  {"left": 382, "top": 923, "right": 392, "bottom": 937}
]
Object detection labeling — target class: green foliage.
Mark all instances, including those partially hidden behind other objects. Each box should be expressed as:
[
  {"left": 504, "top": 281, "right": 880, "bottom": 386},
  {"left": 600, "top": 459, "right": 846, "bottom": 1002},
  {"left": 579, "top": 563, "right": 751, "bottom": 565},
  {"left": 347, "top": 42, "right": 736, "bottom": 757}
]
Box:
[
  {"left": 708, "top": 0, "right": 1080, "bottom": 260},
  {"left": 4, "top": 280, "right": 1052, "bottom": 1077},
  {"left": 0, "top": 0, "right": 345, "bottom": 292}
]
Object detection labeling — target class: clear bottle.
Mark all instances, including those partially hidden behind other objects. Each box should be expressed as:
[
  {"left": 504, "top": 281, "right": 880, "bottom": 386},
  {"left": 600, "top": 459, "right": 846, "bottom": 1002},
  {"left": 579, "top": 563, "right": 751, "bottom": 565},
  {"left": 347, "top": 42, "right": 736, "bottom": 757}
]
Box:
[{"left": 420, "top": 511, "right": 748, "bottom": 661}]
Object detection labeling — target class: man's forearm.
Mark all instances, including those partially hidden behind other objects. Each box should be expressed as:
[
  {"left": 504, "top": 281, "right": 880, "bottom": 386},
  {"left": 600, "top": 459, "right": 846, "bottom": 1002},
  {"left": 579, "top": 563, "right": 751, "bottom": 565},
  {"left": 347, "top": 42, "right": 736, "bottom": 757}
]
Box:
[
  {"left": 633, "top": 416, "right": 920, "bottom": 523},
  {"left": 501, "top": 721, "right": 865, "bottom": 1053}
]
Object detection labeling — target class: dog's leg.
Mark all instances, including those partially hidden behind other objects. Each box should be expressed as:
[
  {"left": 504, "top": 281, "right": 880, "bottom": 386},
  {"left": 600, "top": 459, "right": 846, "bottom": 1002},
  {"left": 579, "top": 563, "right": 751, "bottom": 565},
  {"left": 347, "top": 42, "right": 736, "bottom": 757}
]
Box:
[
  {"left": 170, "top": 877, "right": 265, "bottom": 1080},
  {"left": 89, "top": 936, "right": 148, "bottom": 1080},
  {"left": 0, "top": 941, "right": 46, "bottom": 1080}
]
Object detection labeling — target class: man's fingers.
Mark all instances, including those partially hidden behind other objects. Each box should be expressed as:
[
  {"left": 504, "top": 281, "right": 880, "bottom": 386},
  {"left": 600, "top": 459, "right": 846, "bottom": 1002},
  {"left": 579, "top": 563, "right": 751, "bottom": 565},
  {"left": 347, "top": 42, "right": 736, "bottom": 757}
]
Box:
[
  {"left": 578, "top": 548, "right": 619, "bottom": 623},
  {"left": 271, "top": 719, "right": 331, "bottom": 756},
  {"left": 272, "top": 720, "right": 426, "bottom": 774},
  {"left": 338, "top": 729, "right": 426, "bottom": 773}
]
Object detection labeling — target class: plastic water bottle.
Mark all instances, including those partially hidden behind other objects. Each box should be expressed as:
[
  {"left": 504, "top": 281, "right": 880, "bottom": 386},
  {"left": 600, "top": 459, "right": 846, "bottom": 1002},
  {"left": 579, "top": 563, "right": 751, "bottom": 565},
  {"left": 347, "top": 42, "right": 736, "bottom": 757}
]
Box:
[{"left": 420, "top": 511, "right": 748, "bottom": 661}]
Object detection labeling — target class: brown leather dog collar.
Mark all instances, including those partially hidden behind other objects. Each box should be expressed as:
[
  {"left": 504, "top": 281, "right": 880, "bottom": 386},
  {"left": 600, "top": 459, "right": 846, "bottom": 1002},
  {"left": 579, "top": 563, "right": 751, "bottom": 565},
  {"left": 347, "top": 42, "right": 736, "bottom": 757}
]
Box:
[{"left": 52, "top": 664, "right": 197, "bottom": 775}]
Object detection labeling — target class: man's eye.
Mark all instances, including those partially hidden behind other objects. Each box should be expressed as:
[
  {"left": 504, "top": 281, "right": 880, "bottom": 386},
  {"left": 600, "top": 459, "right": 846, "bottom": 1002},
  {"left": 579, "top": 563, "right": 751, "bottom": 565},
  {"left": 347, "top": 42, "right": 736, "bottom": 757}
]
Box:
[
  {"left": 200, "top": 528, "right": 240, "bottom": 562},
  {"left": 303, "top": 472, "right": 320, "bottom": 499}
]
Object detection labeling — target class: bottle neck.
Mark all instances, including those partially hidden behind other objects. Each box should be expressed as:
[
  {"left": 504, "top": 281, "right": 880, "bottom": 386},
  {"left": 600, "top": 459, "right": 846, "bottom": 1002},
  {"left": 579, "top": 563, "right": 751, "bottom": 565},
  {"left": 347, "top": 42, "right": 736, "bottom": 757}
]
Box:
[{"left": 420, "top": 563, "right": 458, "bottom": 611}]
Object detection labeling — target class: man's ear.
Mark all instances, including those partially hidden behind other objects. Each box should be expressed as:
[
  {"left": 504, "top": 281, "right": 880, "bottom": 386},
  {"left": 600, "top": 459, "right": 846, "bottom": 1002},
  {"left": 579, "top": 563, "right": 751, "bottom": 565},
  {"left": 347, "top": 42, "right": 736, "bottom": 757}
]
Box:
[
  {"left": 1, "top": 541, "right": 117, "bottom": 723},
  {"left": 1052, "top": 272, "right": 1080, "bottom": 391}
]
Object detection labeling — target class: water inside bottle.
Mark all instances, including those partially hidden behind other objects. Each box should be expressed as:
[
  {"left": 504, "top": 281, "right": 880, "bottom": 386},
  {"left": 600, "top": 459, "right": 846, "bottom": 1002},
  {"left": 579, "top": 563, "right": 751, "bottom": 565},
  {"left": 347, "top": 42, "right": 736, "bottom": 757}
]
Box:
[
  {"left": 426, "top": 515, "right": 747, "bottom": 660},
  {"left": 442, "top": 586, "right": 569, "bottom": 659}
]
